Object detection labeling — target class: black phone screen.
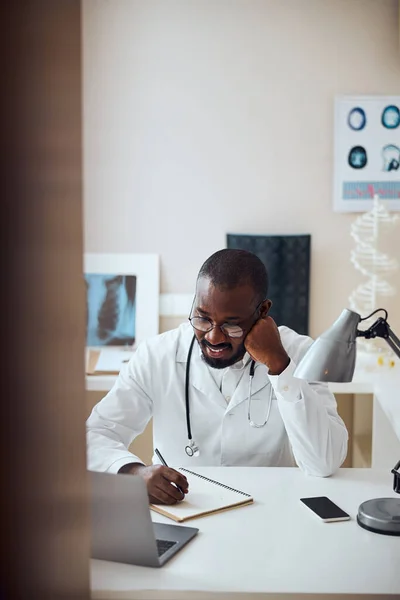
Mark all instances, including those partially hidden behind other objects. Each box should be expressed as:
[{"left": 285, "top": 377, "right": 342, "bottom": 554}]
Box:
[{"left": 300, "top": 496, "right": 350, "bottom": 520}]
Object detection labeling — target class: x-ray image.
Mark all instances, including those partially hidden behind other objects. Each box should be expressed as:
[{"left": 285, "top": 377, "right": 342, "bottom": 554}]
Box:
[
  {"left": 85, "top": 273, "right": 136, "bottom": 346},
  {"left": 382, "top": 145, "right": 400, "bottom": 172},
  {"left": 381, "top": 105, "right": 400, "bottom": 129}
]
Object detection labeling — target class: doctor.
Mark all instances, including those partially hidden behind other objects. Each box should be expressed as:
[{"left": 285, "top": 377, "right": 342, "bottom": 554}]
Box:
[{"left": 87, "top": 249, "right": 348, "bottom": 505}]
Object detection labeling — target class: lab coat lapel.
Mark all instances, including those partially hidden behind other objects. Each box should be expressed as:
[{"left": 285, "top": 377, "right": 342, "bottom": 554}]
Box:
[
  {"left": 228, "top": 361, "right": 270, "bottom": 411},
  {"left": 189, "top": 351, "right": 228, "bottom": 409},
  {"left": 176, "top": 328, "right": 227, "bottom": 410}
]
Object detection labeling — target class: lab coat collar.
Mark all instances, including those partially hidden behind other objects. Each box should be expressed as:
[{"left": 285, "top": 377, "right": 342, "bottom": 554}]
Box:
[
  {"left": 176, "top": 323, "right": 270, "bottom": 410},
  {"left": 175, "top": 324, "right": 225, "bottom": 409},
  {"left": 175, "top": 322, "right": 198, "bottom": 363}
]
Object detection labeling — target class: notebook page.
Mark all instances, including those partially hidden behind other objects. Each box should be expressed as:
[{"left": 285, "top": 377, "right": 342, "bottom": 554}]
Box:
[{"left": 150, "top": 469, "right": 253, "bottom": 521}]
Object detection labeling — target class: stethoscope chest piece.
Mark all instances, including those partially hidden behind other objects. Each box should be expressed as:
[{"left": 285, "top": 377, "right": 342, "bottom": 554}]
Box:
[{"left": 185, "top": 440, "right": 200, "bottom": 457}]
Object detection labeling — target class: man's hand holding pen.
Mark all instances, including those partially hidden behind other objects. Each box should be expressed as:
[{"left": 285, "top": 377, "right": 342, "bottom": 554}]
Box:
[{"left": 119, "top": 449, "right": 188, "bottom": 505}]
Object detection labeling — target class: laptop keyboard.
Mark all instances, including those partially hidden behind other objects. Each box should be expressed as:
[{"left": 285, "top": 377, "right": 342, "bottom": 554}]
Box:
[{"left": 156, "top": 538, "right": 177, "bottom": 557}]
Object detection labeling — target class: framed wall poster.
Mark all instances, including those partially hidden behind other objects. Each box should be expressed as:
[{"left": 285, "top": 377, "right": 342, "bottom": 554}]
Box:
[
  {"left": 333, "top": 95, "right": 400, "bottom": 212},
  {"left": 84, "top": 253, "right": 160, "bottom": 348}
]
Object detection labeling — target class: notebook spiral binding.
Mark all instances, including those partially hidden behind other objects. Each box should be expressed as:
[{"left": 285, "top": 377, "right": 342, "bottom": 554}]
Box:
[{"left": 180, "top": 468, "right": 251, "bottom": 498}]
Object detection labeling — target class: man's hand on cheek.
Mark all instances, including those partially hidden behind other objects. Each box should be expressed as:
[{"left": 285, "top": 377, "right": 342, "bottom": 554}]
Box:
[{"left": 244, "top": 316, "right": 290, "bottom": 375}]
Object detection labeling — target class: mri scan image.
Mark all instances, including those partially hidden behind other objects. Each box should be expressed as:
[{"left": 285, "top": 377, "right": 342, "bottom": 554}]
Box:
[
  {"left": 381, "top": 105, "right": 400, "bottom": 129},
  {"left": 382, "top": 144, "right": 400, "bottom": 172},
  {"left": 348, "top": 146, "right": 367, "bottom": 169},
  {"left": 347, "top": 107, "right": 366, "bottom": 131}
]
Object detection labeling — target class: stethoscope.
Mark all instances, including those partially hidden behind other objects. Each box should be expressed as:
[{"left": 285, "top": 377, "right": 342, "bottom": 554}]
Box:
[{"left": 184, "top": 335, "right": 273, "bottom": 457}]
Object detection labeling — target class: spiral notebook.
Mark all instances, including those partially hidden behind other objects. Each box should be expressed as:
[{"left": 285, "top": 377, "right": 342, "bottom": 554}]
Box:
[{"left": 150, "top": 468, "right": 253, "bottom": 522}]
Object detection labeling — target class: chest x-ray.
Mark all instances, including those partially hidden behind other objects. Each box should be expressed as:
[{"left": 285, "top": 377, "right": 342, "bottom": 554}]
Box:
[{"left": 85, "top": 273, "right": 136, "bottom": 346}]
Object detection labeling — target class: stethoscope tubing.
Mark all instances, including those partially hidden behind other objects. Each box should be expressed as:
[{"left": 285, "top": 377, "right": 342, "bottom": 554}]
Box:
[{"left": 185, "top": 335, "right": 197, "bottom": 442}]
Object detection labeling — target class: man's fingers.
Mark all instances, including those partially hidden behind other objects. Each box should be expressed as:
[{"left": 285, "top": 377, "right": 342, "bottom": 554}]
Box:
[
  {"left": 150, "top": 484, "right": 180, "bottom": 505},
  {"left": 141, "top": 465, "right": 188, "bottom": 504},
  {"left": 163, "top": 467, "right": 189, "bottom": 492},
  {"left": 159, "top": 477, "right": 186, "bottom": 502},
  {"left": 148, "top": 490, "right": 175, "bottom": 505}
]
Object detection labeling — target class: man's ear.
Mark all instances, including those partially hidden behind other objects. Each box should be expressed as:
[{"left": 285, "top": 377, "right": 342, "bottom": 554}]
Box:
[{"left": 260, "top": 299, "right": 272, "bottom": 318}]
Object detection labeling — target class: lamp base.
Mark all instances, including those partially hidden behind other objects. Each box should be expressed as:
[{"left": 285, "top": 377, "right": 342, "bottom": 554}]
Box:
[{"left": 357, "top": 498, "right": 400, "bottom": 536}]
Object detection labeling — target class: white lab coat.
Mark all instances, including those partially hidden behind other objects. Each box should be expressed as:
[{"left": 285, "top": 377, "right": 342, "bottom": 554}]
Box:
[{"left": 86, "top": 322, "right": 348, "bottom": 476}]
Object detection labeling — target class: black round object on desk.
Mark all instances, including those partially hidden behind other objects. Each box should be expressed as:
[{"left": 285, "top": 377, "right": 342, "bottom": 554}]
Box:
[{"left": 357, "top": 498, "right": 400, "bottom": 536}]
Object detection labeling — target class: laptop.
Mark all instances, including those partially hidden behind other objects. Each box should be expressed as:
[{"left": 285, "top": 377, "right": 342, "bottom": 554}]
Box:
[{"left": 89, "top": 470, "right": 199, "bottom": 567}]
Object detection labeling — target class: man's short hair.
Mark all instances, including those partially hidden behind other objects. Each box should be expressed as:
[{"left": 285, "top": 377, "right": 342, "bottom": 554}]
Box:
[{"left": 197, "top": 249, "right": 269, "bottom": 304}]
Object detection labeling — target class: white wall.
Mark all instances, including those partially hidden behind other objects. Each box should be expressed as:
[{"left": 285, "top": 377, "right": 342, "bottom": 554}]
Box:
[{"left": 83, "top": 0, "right": 400, "bottom": 337}]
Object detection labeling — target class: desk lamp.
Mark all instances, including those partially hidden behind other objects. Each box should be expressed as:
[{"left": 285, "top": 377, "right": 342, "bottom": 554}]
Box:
[{"left": 294, "top": 307, "right": 400, "bottom": 536}]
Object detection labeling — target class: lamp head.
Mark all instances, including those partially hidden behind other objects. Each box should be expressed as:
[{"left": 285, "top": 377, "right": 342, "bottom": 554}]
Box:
[{"left": 293, "top": 309, "right": 361, "bottom": 382}]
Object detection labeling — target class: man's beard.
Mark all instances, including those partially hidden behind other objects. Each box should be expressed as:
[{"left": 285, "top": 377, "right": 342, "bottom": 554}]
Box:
[{"left": 199, "top": 338, "right": 247, "bottom": 369}]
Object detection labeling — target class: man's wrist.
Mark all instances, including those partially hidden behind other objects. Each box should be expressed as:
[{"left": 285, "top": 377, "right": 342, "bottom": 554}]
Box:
[
  {"left": 118, "top": 462, "right": 145, "bottom": 475},
  {"left": 265, "top": 354, "right": 290, "bottom": 375}
]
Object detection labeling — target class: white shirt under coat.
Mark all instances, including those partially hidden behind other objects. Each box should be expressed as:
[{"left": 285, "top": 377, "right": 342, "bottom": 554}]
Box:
[
  {"left": 86, "top": 322, "right": 348, "bottom": 476},
  {"left": 205, "top": 349, "right": 253, "bottom": 403}
]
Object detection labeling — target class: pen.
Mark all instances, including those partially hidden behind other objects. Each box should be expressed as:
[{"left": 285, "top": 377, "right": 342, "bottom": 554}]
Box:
[{"left": 154, "top": 448, "right": 185, "bottom": 497}]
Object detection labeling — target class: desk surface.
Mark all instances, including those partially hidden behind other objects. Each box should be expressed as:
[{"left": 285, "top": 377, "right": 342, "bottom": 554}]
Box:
[{"left": 91, "top": 467, "right": 400, "bottom": 599}]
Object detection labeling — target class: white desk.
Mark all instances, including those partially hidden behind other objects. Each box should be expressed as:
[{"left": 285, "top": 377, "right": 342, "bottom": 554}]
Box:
[{"left": 91, "top": 467, "right": 400, "bottom": 599}]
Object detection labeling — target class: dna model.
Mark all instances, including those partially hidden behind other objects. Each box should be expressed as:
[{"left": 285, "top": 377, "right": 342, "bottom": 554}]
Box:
[{"left": 349, "top": 194, "right": 399, "bottom": 353}]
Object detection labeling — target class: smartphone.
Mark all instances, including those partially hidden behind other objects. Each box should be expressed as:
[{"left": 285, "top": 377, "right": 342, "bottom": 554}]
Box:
[{"left": 300, "top": 496, "right": 350, "bottom": 522}]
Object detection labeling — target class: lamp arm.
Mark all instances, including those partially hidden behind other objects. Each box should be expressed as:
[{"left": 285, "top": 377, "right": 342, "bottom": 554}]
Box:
[
  {"left": 357, "top": 318, "right": 400, "bottom": 494},
  {"left": 356, "top": 317, "right": 400, "bottom": 359},
  {"left": 386, "top": 330, "right": 400, "bottom": 358}
]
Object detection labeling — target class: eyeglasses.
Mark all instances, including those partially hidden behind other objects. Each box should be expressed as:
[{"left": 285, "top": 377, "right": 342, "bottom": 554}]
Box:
[{"left": 188, "top": 301, "right": 264, "bottom": 339}]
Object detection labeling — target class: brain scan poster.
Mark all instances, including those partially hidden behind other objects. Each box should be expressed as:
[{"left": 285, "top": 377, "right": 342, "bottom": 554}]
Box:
[{"left": 333, "top": 96, "right": 400, "bottom": 212}]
